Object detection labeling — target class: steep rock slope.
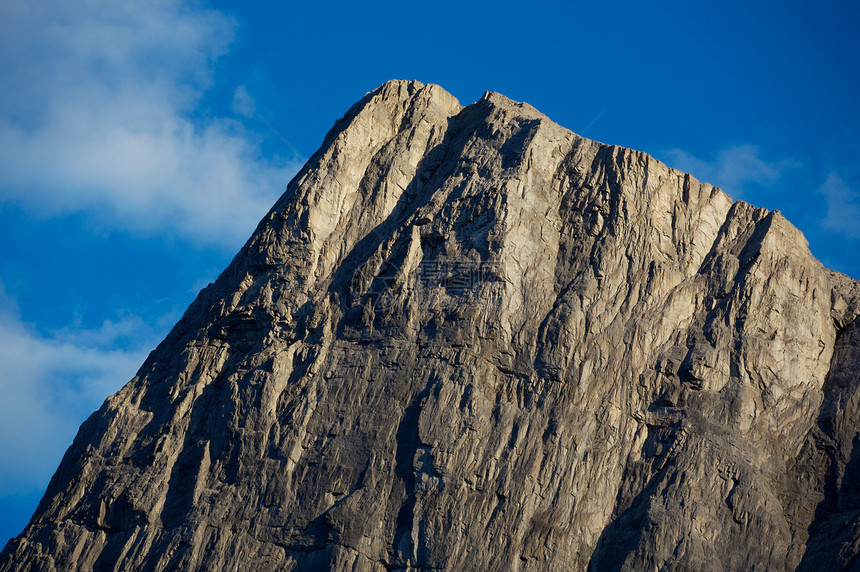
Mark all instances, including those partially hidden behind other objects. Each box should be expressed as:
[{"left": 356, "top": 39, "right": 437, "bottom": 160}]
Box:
[{"left": 2, "top": 80, "right": 860, "bottom": 571}]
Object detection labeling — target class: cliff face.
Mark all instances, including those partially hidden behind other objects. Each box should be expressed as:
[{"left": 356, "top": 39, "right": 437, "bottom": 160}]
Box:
[{"left": 3, "top": 80, "right": 860, "bottom": 571}]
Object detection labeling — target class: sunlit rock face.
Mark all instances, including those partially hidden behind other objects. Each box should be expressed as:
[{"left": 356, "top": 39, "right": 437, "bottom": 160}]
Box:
[{"left": 3, "top": 80, "right": 859, "bottom": 571}]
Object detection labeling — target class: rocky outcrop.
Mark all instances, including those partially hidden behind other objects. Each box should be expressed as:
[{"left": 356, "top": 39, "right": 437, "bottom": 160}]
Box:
[{"left": 2, "top": 80, "right": 859, "bottom": 571}]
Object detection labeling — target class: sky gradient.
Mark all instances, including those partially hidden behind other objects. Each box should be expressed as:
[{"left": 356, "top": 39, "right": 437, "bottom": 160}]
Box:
[{"left": 1, "top": 0, "right": 859, "bottom": 544}]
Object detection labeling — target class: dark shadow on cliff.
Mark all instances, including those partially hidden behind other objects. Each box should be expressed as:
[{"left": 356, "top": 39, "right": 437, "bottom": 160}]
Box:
[
  {"left": 585, "top": 422, "right": 684, "bottom": 571},
  {"left": 798, "top": 316, "right": 860, "bottom": 571},
  {"left": 391, "top": 376, "right": 436, "bottom": 567}
]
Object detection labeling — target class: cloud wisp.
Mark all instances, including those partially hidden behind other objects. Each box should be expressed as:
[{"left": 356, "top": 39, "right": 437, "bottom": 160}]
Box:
[
  {"left": 820, "top": 172, "right": 860, "bottom": 240},
  {"left": 0, "top": 0, "right": 301, "bottom": 248},
  {"left": 0, "top": 285, "right": 169, "bottom": 496},
  {"left": 661, "top": 144, "right": 796, "bottom": 200}
]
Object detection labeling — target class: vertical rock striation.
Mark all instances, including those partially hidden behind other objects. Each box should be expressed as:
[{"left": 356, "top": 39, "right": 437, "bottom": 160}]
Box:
[{"left": 2, "top": 80, "right": 859, "bottom": 571}]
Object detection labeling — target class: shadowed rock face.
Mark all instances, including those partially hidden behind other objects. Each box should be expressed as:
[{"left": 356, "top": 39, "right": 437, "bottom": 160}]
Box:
[{"left": 2, "top": 80, "right": 859, "bottom": 571}]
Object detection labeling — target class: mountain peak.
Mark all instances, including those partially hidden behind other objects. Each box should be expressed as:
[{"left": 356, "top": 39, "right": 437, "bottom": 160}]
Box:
[
  {"left": 480, "top": 89, "right": 544, "bottom": 116},
  {"left": 2, "top": 81, "right": 859, "bottom": 571}
]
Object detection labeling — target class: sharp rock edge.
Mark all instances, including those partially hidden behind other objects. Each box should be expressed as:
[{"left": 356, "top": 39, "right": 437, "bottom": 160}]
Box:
[{"left": 3, "top": 80, "right": 860, "bottom": 571}]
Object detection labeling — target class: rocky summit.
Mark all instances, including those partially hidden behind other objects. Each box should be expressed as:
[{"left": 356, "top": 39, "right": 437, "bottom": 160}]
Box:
[{"left": 3, "top": 80, "right": 860, "bottom": 571}]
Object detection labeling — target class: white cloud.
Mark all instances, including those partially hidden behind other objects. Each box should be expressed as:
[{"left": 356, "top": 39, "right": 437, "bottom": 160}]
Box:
[
  {"left": 0, "top": 0, "right": 300, "bottom": 248},
  {"left": 0, "top": 285, "right": 167, "bottom": 494},
  {"left": 232, "top": 85, "right": 257, "bottom": 118},
  {"left": 661, "top": 144, "right": 795, "bottom": 199},
  {"left": 820, "top": 172, "right": 860, "bottom": 239}
]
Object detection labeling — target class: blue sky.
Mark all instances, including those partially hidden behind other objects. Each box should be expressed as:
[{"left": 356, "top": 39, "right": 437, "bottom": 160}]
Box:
[{"left": 1, "top": 0, "right": 858, "bottom": 543}]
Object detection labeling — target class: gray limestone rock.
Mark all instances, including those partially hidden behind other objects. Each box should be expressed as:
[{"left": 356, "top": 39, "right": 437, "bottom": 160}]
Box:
[{"left": 2, "top": 80, "right": 859, "bottom": 571}]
